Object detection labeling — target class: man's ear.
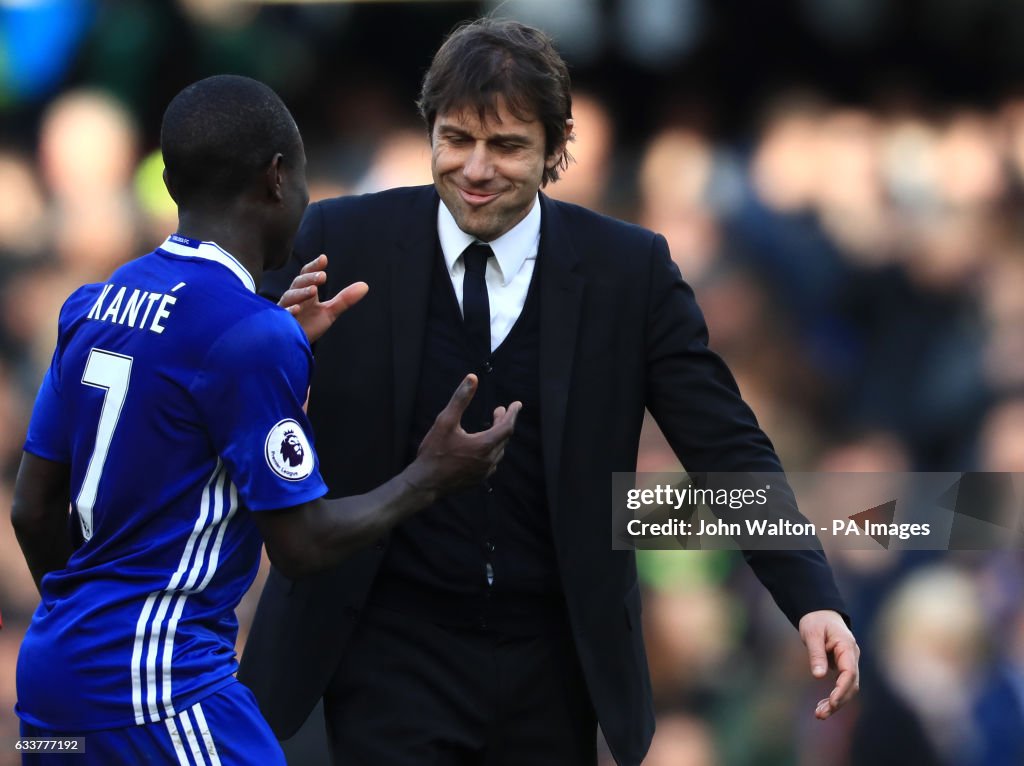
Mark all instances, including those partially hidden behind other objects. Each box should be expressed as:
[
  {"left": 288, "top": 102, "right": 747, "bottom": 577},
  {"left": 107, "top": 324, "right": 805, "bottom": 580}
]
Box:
[
  {"left": 266, "top": 153, "right": 285, "bottom": 202},
  {"left": 546, "top": 118, "right": 575, "bottom": 170},
  {"left": 162, "top": 167, "right": 179, "bottom": 204}
]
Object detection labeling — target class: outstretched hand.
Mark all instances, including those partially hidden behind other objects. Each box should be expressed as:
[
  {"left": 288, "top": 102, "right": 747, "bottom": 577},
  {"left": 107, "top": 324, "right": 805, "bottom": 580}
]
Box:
[
  {"left": 280, "top": 254, "right": 368, "bottom": 344},
  {"left": 408, "top": 375, "right": 522, "bottom": 495},
  {"left": 799, "top": 609, "right": 860, "bottom": 720}
]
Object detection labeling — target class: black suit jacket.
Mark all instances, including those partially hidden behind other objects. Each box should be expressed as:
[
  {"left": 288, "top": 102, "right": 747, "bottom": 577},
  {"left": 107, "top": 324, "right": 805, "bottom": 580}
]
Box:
[{"left": 239, "top": 186, "right": 847, "bottom": 766}]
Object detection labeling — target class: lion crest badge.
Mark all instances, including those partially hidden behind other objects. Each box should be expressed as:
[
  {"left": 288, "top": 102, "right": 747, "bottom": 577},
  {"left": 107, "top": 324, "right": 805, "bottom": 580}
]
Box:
[{"left": 265, "top": 419, "right": 314, "bottom": 481}]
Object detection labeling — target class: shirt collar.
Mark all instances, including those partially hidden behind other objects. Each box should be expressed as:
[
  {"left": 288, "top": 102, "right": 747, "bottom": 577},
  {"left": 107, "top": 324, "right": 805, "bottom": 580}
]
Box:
[
  {"left": 437, "top": 194, "right": 541, "bottom": 286},
  {"left": 157, "top": 234, "right": 256, "bottom": 293}
]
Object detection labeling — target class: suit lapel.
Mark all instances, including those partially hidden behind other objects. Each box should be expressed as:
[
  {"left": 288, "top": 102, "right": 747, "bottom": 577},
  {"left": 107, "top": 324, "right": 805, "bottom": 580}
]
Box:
[
  {"left": 391, "top": 186, "right": 440, "bottom": 468},
  {"left": 537, "top": 193, "right": 584, "bottom": 511}
]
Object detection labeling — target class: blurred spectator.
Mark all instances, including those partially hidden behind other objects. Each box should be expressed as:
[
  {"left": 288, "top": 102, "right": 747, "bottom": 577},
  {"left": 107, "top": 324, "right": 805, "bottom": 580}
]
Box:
[
  {"left": 38, "top": 88, "right": 139, "bottom": 209},
  {"left": 854, "top": 565, "right": 987, "bottom": 765},
  {"left": 356, "top": 129, "right": 433, "bottom": 193},
  {"left": 814, "top": 108, "right": 891, "bottom": 264},
  {"left": 643, "top": 584, "right": 737, "bottom": 707},
  {"left": 546, "top": 91, "right": 615, "bottom": 212},
  {"left": 641, "top": 711, "right": 719, "bottom": 766},
  {"left": 977, "top": 397, "right": 1024, "bottom": 472},
  {"left": 637, "top": 126, "right": 723, "bottom": 284},
  {"left": 933, "top": 111, "right": 1005, "bottom": 212},
  {"left": 0, "top": 152, "right": 47, "bottom": 260}
]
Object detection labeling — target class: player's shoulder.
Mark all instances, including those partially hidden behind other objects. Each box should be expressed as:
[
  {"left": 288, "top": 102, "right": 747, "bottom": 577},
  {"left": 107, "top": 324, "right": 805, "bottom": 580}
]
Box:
[{"left": 206, "top": 301, "right": 308, "bottom": 369}]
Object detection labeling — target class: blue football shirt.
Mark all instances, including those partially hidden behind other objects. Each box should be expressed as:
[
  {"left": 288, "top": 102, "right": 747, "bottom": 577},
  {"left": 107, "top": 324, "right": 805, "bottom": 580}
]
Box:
[{"left": 16, "top": 235, "right": 328, "bottom": 731}]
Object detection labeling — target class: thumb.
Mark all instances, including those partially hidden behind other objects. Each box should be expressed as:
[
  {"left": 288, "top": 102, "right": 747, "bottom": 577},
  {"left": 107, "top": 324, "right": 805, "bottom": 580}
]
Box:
[
  {"left": 438, "top": 375, "right": 478, "bottom": 426},
  {"left": 324, "top": 281, "right": 369, "bottom": 318}
]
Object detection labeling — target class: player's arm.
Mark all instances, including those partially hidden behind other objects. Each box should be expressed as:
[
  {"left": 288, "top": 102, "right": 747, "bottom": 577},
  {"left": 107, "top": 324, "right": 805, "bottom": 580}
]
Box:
[
  {"left": 11, "top": 453, "right": 73, "bottom": 593},
  {"left": 252, "top": 375, "right": 520, "bottom": 578}
]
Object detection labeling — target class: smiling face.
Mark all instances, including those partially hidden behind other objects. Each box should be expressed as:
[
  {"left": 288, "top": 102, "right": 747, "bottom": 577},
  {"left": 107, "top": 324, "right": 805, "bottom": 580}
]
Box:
[{"left": 431, "top": 97, "right": 565, "bottom": 242}]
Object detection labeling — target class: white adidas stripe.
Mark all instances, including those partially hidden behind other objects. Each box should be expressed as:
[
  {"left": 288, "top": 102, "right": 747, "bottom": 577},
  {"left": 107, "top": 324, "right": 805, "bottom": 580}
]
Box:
[
  {"left": 192, "top": 702, "right": 223, "bottom": 766},
  {"left": 131, "top": 593, "right": 159, "bottom": 725},
  {"left": 161, "top": 472, "right": 238, "bottom": 718},
  {"left": 147, "top": 464, "right": 225, "bottom": 721},
  {"left": 132, "top": 461, "right": 222, "bottom": 724},
  {"left": 158, "top": 468, "right": 227, "bottom": 719},
  {"left": 195, "top": 481, "right": 239, "bottom": 593},
  {"left": 179, "top": 707, "right": 208, "bottom": 765},
  {"left": 165, "top": 715, "right": 191, "bottom": 765}
]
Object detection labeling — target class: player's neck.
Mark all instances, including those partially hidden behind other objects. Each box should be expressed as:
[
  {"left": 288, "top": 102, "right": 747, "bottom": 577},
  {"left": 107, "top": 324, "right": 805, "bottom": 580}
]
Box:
[{"left": 174, "top": 211, "right": 265, "bottom": 288}]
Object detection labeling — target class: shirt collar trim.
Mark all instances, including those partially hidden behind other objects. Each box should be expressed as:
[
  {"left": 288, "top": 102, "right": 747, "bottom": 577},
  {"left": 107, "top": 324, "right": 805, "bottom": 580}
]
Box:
[{"left": 157, "top": 235, "right": 256, "bottom": 293}]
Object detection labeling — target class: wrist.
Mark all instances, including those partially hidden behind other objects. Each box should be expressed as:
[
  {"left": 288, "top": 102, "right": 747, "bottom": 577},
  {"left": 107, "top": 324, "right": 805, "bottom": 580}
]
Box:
[{"left": 400, "top": 459, "right": 441, "bottom": 507}]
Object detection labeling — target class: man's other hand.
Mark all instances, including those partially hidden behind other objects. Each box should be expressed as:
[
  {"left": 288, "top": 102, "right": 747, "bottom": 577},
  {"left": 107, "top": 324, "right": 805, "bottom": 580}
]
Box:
[
  {"left": 409, "top": 375, "right": 522, "bottom": 494},
  {"left": 280, "top": 254, "right": 368, "bottom": 344},
  {"left": 799, "top": 609, "right": 860, "bottom": 720}
]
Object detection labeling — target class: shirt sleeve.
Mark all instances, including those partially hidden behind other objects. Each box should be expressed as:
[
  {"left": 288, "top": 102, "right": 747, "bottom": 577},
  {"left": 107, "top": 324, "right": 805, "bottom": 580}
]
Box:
[
  {"left": 23, "top": 296, "right": 75, "bottom": 463},
  {"left": 24, "top": 353, "right": 71, "bottom": 463},
  {"left": 189, "top": 307, "right": 327, "bottom": 511}
]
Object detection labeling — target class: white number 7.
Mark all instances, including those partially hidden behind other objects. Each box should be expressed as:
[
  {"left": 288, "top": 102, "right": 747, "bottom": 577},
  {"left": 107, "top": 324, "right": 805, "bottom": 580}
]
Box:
[{"left": 77, "top": 348, "right": 133, "bottom": 541}]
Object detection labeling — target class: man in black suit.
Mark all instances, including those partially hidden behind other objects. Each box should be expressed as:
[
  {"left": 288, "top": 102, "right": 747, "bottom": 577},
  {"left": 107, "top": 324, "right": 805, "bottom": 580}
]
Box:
[{"left": 240, "top": 18, "right": 859, "bottom": 766}]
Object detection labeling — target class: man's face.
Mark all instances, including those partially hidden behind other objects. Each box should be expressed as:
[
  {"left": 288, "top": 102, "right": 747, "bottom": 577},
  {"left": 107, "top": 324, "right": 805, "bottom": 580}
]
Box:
[{"left": 431, "top": 97, "right": 561, "bottom": 241}]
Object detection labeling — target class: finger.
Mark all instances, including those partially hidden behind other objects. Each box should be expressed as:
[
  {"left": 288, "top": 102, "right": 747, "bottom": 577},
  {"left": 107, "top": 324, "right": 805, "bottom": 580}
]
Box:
[
  {"left": 290, "top": 271, "right": 326, "bottom": 291},
  {"left": 494, "top": 401, "right": 522, "bottom": 434},
  {"left": 829, "top": 667, "right": 857, "bottom": 710},
  {"left": 322, "top": 281, "right": 369, "bottom": 318},
  {"left": 299, "top": 254, "right": 328, "bottom": 275},
  {"left": 814, "top": 672, "right": 856, "bottom": 720},
  {"left": 437, "top": 375, "right": 478, "bottom": 428},
  {"left": 814, "top": 697, "right": 832, "bottom": 720},
  {"left": 279, "top": 285, "right": 320, "bottom": 310},
  {"left": 805, "top": 629, "right": 828, "bottom": 679},
  {"left": 492, "top": 405, "right": 507, "bottom": 421},
  {"left": 477, "top": 403, "right": 521, "bottom": 452},
  {"left": 828, "top": 642, "right": 860, "bottom": 708}
]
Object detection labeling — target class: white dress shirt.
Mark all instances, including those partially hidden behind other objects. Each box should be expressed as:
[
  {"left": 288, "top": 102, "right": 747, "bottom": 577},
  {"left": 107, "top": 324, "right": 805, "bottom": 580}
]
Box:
[{"left": 437, "top": 195, "right": 539, "bottom": 353}]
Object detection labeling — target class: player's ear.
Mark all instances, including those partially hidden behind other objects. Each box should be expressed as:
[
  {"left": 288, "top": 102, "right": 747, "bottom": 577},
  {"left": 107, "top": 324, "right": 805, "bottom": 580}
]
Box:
[
  {"left": 266, "top": 153, "right": 285, "bottom": 202},
  {"left": 162, "top": 168, "right": 180, "bottom": 204}
]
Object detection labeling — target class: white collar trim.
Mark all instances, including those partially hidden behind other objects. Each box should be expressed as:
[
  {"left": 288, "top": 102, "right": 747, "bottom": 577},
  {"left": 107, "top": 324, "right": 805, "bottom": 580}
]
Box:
[{"left": 157, "top": 235, "right": 256, "bottom": 293}]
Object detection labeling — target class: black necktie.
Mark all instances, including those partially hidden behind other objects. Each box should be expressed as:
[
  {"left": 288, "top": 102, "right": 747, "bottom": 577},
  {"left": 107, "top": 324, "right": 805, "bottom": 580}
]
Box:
[{"left": 461, "top": 242, "right": 493, "bottom": 356}]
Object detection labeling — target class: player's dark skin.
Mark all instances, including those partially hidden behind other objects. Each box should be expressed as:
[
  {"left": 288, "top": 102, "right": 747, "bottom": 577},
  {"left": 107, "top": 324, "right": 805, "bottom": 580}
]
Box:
[{"left": 12, "top": 140, "right": 521, "bottom": 587}]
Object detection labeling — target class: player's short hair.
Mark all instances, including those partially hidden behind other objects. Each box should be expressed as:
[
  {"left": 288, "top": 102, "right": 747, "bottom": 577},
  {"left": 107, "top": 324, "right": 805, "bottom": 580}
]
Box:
[
  {"left": 161, "top": 75, "right": 300, "bottom": 205},
  {"left": 418, "top": 17, "right": 574, "bottom": 185}
]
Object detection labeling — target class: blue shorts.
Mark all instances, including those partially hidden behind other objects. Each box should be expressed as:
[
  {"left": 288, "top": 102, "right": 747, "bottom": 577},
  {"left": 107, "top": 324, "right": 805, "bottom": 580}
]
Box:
[{"left": 18, "top": 681, "right": 285, "bottom": 765}]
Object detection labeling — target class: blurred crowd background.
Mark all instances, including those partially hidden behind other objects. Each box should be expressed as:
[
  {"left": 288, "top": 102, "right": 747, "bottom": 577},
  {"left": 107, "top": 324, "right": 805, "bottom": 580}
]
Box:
[{"left": 4, "top": 0, "right": 1024, "bottom": 764}]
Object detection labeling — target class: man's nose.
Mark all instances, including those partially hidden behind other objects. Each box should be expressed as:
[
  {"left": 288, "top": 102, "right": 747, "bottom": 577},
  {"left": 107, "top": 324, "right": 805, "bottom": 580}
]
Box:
[{"left": 463, "top": 142, "right": 494, "bottom": 182}]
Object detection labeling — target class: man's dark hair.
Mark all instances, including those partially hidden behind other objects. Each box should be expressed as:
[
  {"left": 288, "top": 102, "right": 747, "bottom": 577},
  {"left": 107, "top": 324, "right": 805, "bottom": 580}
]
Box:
[
  {"left": 161, "top": 75, "right": 300, "bottom": 205},
  {"left": 418, "top": 18, "right": 574, "bottom": 186}
]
